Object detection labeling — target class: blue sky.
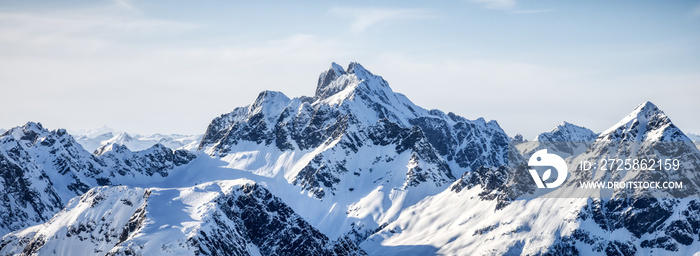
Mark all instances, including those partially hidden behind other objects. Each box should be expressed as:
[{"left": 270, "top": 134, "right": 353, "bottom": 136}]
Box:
[{"left": 0, "top": 0, "right": 698, "bottom": 139}]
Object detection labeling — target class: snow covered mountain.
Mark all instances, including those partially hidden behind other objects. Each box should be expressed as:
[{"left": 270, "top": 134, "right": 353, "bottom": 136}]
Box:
[
  {"left": 197, "top": 62, "right": 512, "bottom": 242},
  {"left": 364, "top": 101, "right": 700, "bottom": 255},
  {"left": 74, "top": 132, "right": 116, "bottom": 153},
  {"left": 0, "top": 62, "right": 512, "bottom": 255},
  {"left": 516, "top": 121, "right": 598, "bottom": 158},
  {"left": 2, "top": 62, "right": 699, "bottom": 256},
  {"left": 0, "top": 180, "right": 365, "bottom": 256},
  {"left": 569, "top": 101, "right": 700, "bottom": 197},
  {"left": 74, "top": 131, "right": 202, "bottom": 153},
  {"left": 537, "top": 121, "right": 598, "bottom": 142},
  {"left": 0, "top": 122, "right": 196, "bottom": 236}
]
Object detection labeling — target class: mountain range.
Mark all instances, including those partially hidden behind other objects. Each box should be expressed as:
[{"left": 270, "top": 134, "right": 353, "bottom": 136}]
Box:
[
  {"left": 0, "top": 62, "right": 698, "bottom": 255},
  {"left": 73, "top": 131, "right": 202, "bottom": 153}
]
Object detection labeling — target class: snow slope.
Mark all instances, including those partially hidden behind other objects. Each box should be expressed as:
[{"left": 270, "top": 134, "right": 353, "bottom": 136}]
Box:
[
  {"left": 0, "top": 180, "right": 365, "bottom": 255},
  {"left": 364, "top": 101, "right": 700, "bottom": 255}
]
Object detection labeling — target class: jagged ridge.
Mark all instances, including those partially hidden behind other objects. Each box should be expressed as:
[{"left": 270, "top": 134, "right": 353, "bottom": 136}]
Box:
[
  {"left": 0, "top": 180, "right": 366, "bottom": 256},
  {"left": 0, "top": 122, "right": 196, "bottom": 236}
]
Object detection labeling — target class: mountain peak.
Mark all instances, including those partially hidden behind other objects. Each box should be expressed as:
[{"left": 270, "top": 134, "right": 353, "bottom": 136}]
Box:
[
  {"left": 315, "top": 63, "right": 349, "bottom": 99},
  {"left": 346, "top": 62, "right": 367, "bottom": 75},
  {"left": 253, "top": 90, "right": 290, "bottom": 105},
  {"left": 314, "top": 62, "right": 389, "bottom": 101},
  {"left": 114, "top": 132, "right": 134, "bottom": 142},
  {"left": 17, "top": 121, "right": 47, "bottom": 136},
  {"left": 536, "top": 121, "right": 597, "bottom": 142},
  {"left": 557, "top": 121, "right": 589, "bottom": 131},
  {"left": 330, "top": 62, "right": 346, "bottom": 75},
  {"left": 346, "top": 62, "right": 384, "bottom": 86},
  {"left": 601, "top": 101, "right": 688, "bottom": 141},
  {"left": 23, "top": 121, "right": 45, "bottom": 131},
  {"left": 630, "top": 101, "right": 661, "bottom": 118},
  {"left": 603, "top": 101, "right": 663, "bottom": 134},
  {"left": 636, "top": 100, "right": 658, "bottom": 110},
  {"left": 5, "top": 121, "right": 49, "bottom": 144},
  {"left": 250, "top": 90, "right": 291, "bottom": 119}
]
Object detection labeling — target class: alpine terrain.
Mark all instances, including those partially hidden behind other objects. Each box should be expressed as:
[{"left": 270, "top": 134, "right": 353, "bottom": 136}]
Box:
[{"left": 0, "top": 62, "right": 698, "bottom": 255}]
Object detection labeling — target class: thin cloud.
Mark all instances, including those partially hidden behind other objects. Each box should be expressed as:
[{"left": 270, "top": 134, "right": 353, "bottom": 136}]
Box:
[
  {"left": 469, "top": 0, "right": 517, "bottom": 10},
  {"left": 111, "top": 0, "right": 138, "bottom": 12},
  {"left": 0, "top": 3, "right": 199, "bottom": 57},
  {"left": 511, "top": 9, "right": 555, "bottom": 14},
  {"left": 330, "top": 7, "right": 433, "bottom": 33}
]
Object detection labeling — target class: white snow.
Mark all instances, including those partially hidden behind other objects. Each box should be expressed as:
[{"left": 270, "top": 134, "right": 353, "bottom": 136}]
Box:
[
  {"left": 361, "top": 185, "right": 590, "bottom": 255},
  {"left": 0, "top": 180, "right": 271, "bottom": 256}
]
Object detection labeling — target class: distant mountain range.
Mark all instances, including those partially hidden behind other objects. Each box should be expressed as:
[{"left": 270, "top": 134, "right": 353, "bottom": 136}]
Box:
[
  {"left": 689, "top": 134, "right": 700, "bottom": 141},
  {"left": 73, "top": 131, "right": 202, "bottom": 153},
  {"left": 1, "top": 63, "right": 698, "bottom": 255}
]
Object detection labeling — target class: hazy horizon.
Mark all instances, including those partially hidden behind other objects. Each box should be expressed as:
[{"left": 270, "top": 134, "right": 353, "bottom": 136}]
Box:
[{"left": 6, "top": 84, "right": 698, "bottom": 141}]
